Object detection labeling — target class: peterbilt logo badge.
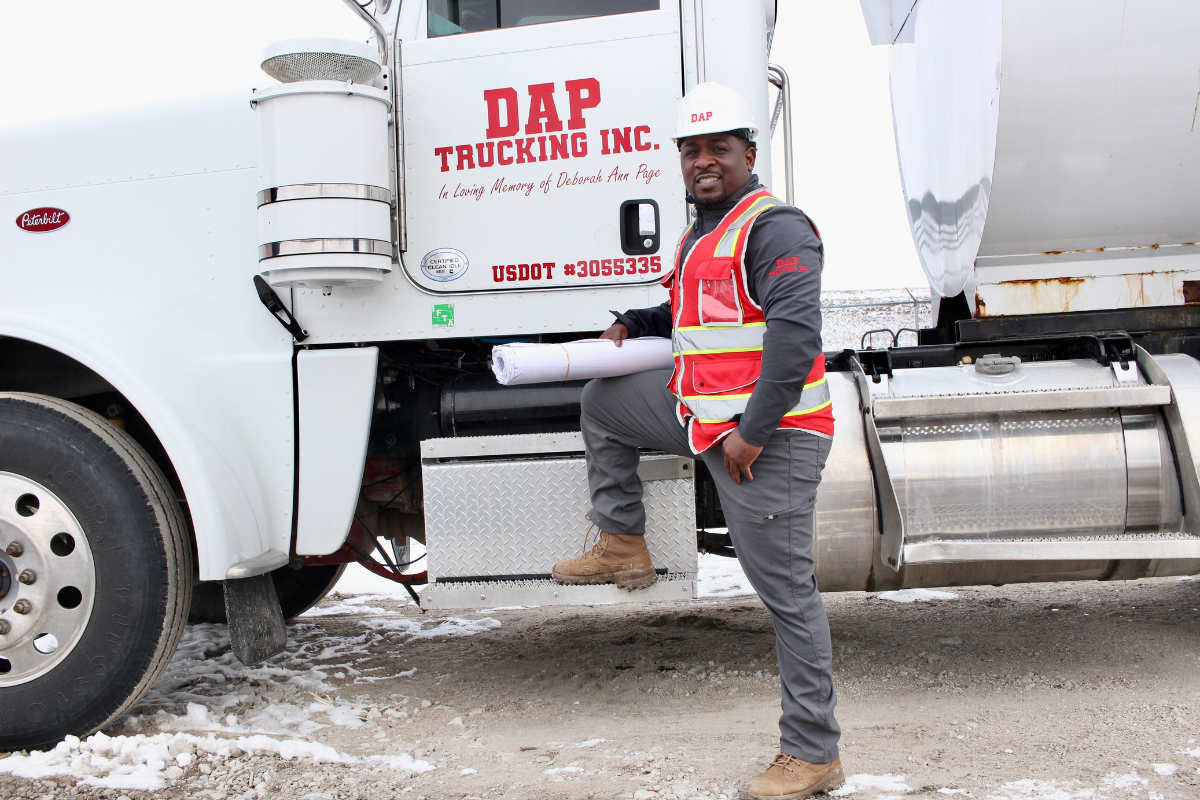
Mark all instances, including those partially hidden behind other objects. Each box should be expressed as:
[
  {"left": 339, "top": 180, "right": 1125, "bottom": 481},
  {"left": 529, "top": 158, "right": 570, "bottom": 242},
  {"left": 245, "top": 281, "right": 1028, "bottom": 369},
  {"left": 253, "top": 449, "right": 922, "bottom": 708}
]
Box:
[{"left": 16, "top": 208, "right": 70, "bottom": 232}]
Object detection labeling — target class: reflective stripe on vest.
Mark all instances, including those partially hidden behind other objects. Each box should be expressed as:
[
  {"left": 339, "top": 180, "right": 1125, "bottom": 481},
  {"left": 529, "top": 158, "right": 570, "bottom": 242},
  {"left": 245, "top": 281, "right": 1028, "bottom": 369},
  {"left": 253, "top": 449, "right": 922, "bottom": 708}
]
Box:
[
  {"left": 674, "top": 322, "right": 765, "bottom": 355},
  {"left": 680, "top": 376, "right": 832, "bottom": 424},
  {"left": 711, "top": 195, "right": 781, "bottom": 258},
  {"left": 667, "top": 188, "right": 834, "bottom": 451}
]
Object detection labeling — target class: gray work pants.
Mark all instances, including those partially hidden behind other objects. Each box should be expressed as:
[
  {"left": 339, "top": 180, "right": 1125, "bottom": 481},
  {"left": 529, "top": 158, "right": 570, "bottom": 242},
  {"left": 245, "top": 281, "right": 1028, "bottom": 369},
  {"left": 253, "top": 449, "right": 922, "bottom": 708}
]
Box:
[{"left": 580, "top": 369, "right": 840, "bottom": 763}]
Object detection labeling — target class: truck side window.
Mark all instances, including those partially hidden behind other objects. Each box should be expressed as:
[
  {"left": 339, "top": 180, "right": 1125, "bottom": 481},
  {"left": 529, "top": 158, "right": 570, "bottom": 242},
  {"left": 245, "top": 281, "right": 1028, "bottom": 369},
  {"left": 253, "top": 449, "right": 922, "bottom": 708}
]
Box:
[{"left": 428, "top": 0, "right": 659, "bottom": 38}]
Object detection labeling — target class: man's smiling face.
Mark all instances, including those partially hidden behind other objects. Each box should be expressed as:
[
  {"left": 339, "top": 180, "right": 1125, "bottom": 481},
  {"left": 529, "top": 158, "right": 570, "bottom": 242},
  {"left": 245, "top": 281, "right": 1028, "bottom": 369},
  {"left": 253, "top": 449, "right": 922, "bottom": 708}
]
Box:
[{"left": 679, "top": 132, "right": 756, "bottom": 205}]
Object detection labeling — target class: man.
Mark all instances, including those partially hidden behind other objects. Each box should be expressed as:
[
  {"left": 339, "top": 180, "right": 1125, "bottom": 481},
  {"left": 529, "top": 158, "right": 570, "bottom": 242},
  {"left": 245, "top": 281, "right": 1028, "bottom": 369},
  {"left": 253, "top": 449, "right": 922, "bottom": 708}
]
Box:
[{"left": 551, "top": 82, "right": 843, "bottom": 800}]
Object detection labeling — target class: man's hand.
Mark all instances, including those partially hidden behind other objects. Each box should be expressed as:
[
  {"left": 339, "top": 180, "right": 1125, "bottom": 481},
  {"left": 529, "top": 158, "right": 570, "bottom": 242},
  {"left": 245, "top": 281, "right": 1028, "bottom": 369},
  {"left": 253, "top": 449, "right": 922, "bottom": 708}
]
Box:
[
  {"left": 722, "top": 429, "right": 763, "bottom": 485},
  {"left": 600, "top": 322, "right": 629, "bottom": 347}
]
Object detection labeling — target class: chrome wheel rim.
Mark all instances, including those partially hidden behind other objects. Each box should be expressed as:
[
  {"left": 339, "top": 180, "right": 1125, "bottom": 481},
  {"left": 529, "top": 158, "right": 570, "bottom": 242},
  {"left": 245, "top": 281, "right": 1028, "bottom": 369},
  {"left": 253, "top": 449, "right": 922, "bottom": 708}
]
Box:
[{"left": 0, "top": 472, "right": 96, "bottom": 686}]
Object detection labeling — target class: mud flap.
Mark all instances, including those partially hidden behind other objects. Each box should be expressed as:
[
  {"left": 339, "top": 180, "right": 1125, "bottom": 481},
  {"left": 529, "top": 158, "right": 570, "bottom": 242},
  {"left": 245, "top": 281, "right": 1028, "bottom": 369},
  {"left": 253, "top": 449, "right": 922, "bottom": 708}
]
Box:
[{"left": 223, "top": 573, "right": 287, "bottom": 665}]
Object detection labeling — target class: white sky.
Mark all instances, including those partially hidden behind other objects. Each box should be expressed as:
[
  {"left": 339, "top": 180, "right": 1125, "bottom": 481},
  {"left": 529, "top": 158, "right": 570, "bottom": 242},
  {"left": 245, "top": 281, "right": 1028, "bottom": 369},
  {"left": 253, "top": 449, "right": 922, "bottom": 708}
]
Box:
[{"left": 0, "top": 0, "right": 926, "bottom": 291}]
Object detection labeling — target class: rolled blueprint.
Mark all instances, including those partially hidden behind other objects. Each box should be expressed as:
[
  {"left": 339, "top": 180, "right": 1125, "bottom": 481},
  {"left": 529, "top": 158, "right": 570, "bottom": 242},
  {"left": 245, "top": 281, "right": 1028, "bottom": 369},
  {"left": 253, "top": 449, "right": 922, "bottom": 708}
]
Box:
[{"left": 491, "top": 337, "right": 674, "bottom": 386}]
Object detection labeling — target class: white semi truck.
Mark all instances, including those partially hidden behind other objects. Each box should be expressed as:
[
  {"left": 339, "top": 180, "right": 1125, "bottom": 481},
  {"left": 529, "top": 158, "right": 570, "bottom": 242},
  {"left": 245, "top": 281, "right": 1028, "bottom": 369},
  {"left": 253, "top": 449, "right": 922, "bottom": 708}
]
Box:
[{"left": 1, "top": 0, "right": 1197, "bottom": 750}]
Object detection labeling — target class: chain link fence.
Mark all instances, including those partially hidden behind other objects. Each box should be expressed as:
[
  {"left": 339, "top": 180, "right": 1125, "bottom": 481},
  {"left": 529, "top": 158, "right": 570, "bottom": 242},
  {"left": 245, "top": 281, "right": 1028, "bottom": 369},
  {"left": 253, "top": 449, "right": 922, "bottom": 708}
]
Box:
[{"left": 821, "top": 288, "right": 933, "bottom": 351}]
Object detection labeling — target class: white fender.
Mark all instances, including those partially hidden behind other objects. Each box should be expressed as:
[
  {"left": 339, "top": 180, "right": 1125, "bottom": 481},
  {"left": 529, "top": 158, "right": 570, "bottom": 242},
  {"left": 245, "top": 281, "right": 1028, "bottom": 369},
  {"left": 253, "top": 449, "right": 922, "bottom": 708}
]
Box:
[{"left": 0, "top": 315, "right": 290, "bottom": 581}]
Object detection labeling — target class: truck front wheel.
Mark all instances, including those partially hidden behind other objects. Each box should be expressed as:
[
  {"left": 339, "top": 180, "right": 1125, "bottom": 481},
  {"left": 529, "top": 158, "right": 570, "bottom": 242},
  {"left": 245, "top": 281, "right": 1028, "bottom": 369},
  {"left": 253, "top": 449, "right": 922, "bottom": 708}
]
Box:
[{"left": 0, "top": 393, "right": 191, "bottom": 751}]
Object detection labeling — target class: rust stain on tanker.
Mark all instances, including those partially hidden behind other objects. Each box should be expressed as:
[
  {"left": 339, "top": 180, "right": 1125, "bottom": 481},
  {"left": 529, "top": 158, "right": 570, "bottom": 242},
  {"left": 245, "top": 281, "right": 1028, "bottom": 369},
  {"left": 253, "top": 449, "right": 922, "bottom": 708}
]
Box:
[
  {"left": 975, "top": 276, "right": 1085, "bottom": 317},
  {"left": 1124, "top": 272, "right": 1150, "bottom": 307},
  {"left": 977, "top": 268, "right": 1187, "bottom": 317},
  {"left": 1037, "top": 242, "right": 1197, "bottom": 256}
]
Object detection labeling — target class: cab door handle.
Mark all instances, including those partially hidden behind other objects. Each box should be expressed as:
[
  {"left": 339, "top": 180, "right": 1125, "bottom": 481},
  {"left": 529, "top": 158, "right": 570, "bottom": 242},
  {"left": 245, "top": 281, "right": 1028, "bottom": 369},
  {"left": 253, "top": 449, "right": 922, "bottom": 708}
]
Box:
[{"left": 620, "top": 199, "right": 659, "bottom": 255}]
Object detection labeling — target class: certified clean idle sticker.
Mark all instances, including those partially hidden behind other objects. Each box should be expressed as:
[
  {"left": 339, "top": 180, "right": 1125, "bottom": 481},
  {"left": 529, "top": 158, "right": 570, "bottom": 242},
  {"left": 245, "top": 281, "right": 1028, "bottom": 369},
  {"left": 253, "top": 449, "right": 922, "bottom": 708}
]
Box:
[{"left": 421, "top": 248, "right": 468, "bottom": 282}]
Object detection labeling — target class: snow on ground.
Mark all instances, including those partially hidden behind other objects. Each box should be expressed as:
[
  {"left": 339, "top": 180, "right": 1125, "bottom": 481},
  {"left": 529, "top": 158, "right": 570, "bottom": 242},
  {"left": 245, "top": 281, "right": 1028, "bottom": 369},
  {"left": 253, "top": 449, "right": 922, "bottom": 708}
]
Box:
[
  {"left": 300, "top": 599, "right": 389, "bottom": 617},
  {"left": 964, "top": 768, "right": 1197, "bottom": 800},
  {"left": 358, "top": 615, "right": 502, "bottom": 639},
  {"left": 1105, "top": 770, "right": 1151, "bottom": 793},
  {"left": 697, "top": 552, "right": 757, "bottom": 597},
  {"left": 0, "top": 728, "right": 432, "bottom": 791},
  {"left": 877, "top": 588, "right": 959, "bottom": 603},
  {"left": 0, "top": 600, "right": 490, "bottom": 792},
  {"left": 832, "top": 772, "right": 912, "bottom": 795}
]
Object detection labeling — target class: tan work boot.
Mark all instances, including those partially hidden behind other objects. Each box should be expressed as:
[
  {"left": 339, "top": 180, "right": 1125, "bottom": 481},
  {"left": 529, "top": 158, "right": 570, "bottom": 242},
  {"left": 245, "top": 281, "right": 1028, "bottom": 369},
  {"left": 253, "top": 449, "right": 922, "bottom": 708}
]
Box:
[
  {"left": 741, "top": 754, "right": 845, "bottom": 800},
  {"left": 551, "top": 527, "right": 658, "bottom": 590}
]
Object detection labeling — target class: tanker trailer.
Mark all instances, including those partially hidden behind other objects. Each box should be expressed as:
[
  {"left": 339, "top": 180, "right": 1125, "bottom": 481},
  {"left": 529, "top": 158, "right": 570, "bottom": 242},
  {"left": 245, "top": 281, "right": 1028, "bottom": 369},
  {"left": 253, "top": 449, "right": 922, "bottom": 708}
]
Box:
[{"left": 810, "top": 0, "right": 1200, "bottom": 592}]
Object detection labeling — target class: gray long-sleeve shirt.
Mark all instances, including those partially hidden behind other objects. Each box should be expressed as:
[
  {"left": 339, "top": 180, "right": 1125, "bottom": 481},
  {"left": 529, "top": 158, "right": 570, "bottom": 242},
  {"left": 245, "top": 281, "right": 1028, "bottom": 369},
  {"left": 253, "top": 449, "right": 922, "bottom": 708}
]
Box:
[{"left": 612, "top": 176, "right": 825, "bottom": 448}]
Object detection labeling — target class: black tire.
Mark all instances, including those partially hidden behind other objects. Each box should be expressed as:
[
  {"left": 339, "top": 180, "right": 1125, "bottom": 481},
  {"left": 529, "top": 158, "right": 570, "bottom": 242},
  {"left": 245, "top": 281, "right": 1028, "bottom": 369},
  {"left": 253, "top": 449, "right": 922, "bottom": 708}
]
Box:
[
  {"left": 0, "top": 393, "right": 191, "bottom": 751},
  {"left": 188, "top": 563, "right": 347, "bottom": 624}
]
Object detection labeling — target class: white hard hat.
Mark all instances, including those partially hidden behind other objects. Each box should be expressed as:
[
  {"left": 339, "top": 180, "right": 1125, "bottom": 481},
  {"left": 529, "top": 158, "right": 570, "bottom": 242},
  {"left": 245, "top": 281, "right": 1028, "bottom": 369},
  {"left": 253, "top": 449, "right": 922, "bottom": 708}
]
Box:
[{"left": 673, "top": 82, "right": 760, "bottom": 143}]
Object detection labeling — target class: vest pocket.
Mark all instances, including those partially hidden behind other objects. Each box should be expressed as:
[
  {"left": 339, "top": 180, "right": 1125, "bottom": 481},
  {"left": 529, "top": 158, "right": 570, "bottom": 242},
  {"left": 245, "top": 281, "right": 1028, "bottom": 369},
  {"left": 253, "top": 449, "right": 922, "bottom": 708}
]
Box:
[
  {"left": 689, "top": 352, "right": 760, "bottom": 395},
  {"left": 693, "top": 258, "right": 742, "bottom": 326}
]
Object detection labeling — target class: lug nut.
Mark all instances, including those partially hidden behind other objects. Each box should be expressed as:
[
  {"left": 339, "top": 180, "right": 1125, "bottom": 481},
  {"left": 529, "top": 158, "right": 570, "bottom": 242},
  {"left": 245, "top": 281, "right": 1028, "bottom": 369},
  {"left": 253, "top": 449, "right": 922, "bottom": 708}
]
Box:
[
  {"left": 0, "top": 619, "right": 9, "bottom": 635},
  {"left": 5, "top": 542, "right": 22, "bottom": 557},
  {"left": 18, "top": 570, "right": 36, "bottom": 586},
  {"left": 12, "top": 599, "right": 31, "bottom": 615}
]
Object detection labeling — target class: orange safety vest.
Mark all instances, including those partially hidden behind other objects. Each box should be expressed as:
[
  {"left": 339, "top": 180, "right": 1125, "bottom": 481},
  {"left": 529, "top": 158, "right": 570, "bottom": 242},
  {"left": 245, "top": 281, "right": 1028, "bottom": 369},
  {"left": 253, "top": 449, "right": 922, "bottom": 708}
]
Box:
[{"left": 666, "top": 189, "right": 834, "bottom": 453}]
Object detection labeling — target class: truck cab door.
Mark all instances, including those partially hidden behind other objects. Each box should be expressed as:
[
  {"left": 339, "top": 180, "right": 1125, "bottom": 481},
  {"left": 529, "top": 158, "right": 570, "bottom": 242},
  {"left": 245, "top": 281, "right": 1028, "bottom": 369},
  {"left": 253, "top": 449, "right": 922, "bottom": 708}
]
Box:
[{"left": 398, "top": 1, "right": 684, "bottom": 293}]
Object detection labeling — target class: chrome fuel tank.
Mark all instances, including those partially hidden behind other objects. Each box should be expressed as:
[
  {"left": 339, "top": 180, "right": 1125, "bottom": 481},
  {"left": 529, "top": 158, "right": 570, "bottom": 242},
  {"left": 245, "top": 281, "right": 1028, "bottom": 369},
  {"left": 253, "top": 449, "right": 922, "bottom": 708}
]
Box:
[
  {"left": 882, "top": 359, "right": 1182, "bottom": 556},
  {"left": 813, "top": 354, "right": 1200, "bottom": 591}
]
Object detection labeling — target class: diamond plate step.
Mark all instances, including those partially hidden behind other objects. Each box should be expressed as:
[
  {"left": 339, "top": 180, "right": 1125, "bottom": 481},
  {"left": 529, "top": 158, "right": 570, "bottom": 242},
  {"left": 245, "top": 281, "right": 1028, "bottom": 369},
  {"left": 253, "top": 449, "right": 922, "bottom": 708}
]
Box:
[{"left": 421, "top": 434, "right": 697, "bottom": 608}]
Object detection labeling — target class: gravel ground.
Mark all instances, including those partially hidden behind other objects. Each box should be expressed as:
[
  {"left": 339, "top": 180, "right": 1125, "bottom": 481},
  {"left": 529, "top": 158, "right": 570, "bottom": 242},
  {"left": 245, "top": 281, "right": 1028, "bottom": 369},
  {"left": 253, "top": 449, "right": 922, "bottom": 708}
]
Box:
[{"left": 4, "top": 569, "right": 1198, "bottom": 800}]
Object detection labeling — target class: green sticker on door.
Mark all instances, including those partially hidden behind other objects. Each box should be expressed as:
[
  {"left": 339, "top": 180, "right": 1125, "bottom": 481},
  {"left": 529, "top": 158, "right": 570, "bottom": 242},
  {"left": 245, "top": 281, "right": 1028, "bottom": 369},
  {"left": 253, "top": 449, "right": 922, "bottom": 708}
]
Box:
[{"left": 432, "top": 303, "right": 455, "bottom": 328}]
